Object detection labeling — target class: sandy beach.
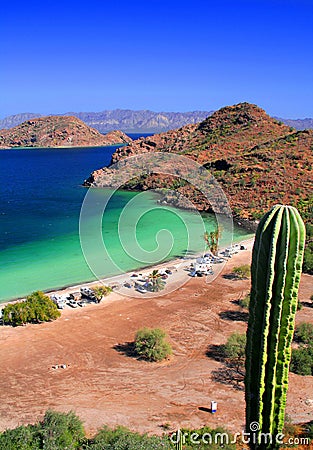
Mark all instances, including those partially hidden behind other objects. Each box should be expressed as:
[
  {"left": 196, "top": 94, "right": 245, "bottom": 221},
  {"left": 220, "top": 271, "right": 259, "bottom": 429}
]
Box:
[
  {"left": 0, "top": 238, "right": 312, "bottom": 437},
  {"left": 0, "top": 237, "right": 254, "bottom": 308}
]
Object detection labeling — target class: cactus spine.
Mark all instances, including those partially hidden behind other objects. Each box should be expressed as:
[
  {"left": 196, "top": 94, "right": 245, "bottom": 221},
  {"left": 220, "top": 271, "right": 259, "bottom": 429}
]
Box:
[{"left": 245, "top": 205, "right": 305, "bottom": 449}]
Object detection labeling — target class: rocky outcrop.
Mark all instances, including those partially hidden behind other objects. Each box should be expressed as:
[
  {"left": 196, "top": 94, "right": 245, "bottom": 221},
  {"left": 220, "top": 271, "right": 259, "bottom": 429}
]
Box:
[
  {"left": 0, "top": 116, "right": 132, "bottom": 148},
  {"left": 84, "top": 102, "right": 313, "bottom": 228}
]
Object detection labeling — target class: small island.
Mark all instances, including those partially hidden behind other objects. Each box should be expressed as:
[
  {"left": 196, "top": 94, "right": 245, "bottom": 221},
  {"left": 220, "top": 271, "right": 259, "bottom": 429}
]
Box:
[{"left": 0, "top": 115, "right": 132, "bottom": 149}]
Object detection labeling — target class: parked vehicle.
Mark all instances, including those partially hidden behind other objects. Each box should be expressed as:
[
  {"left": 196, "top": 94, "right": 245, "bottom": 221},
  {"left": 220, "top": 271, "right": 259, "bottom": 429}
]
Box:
[
  {"left": 68, "top": 299, "right": 78, "bottom": 308},
  {"left": 135, "top": 285, "right": 148, "bottom": 293},
  {"left": 80, "top": 287, "right": 96, "bottom": 300},
  {"left": 50, "top": 294, "right": 67, "bottom": 309}
]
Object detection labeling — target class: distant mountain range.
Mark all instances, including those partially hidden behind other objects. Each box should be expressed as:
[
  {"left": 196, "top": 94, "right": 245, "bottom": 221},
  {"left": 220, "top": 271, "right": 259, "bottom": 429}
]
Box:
[
  {"left": 0, "top": 110, "right": 213, "bottom": 133},
  {"left": 0, "top": 110, "right": 312, "bottom": 134}
]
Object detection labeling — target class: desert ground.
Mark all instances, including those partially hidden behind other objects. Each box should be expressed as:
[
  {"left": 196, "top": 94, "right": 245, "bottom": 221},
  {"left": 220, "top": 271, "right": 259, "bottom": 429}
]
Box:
[{"left": 0, "top": 244, "right": 312, "bottom": 439}]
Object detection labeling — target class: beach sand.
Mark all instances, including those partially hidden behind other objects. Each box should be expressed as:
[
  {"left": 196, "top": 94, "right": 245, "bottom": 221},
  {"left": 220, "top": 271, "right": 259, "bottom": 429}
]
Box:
[{"left": 0, "top": 239, "right": 312, "bottom": 436}]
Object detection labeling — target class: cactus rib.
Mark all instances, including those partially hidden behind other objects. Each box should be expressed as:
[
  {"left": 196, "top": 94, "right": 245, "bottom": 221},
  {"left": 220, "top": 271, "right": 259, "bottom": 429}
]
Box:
[{"left": 245, "top": 205, "right": 305, "bottom": 449}]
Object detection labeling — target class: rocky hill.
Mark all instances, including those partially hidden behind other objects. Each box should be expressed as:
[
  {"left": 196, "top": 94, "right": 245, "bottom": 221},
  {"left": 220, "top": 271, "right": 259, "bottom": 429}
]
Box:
[
  {"left": 84, "top": 102, "right": 313, "bottom": 230},
  {"left": 1, "top": 109, "right": 311, "bottom": 132},
  {"left": 0, "top": 116, "right": 132, "bottom": 148}
]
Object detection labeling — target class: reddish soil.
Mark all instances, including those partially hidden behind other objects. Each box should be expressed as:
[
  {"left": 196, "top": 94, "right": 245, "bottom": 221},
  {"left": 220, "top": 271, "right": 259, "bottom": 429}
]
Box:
[{"left": 0, "top": 249, "right": 312, "bottom": 438}]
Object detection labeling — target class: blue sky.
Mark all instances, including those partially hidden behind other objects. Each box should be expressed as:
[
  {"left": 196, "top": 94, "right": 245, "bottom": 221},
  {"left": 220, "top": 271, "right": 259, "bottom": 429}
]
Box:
[{"left": 1, "top": 0, "right": 312, "bottom": 118}]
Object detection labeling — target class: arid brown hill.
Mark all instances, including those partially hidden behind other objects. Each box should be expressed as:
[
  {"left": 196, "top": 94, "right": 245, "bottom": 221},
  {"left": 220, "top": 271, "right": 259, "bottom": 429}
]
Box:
[
  {"left": 84, "top": 102, "right": 312, "bottom": 229},
  {"left": 0, "top": 116, "right": 132, "bottom": 148}
]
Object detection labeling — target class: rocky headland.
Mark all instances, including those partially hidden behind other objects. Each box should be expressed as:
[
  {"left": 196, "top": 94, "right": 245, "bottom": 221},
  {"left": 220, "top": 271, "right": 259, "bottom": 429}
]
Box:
[
  {"left": 84, "top": 102, "right": 313, "bottom": 230},
  {"left": 0, "top": 116, "right": 132, "bottom": 149}
]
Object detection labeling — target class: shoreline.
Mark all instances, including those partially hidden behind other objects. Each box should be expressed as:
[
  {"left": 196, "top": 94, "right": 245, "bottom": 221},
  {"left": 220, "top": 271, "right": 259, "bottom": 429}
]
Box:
[{"left": 0, "top": 237, "right": 255, "bottom": 309}]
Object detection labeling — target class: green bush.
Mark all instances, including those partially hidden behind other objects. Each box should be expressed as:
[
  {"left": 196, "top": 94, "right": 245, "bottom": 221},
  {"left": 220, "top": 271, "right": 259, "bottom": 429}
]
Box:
[
  {"left": 290, "top": 344, "right": 313, "bottom": 376},
  {"left": 40, "top": 410, "right": 84, "bottom": 450},
  {"left": 232, "top": 264, "right": 251, "bottom": 279},
  {"left": 238, "top": 293, "right": 250, "bottom": 309},
  {"left": 294, "top": 322, "right": 313, "bottom": 344},
  {"left": 2, "top": 291, "right": 60, "bottom": 326},
  {"left": 87, "top": 425, "right": 170, "bottom": 449},
  {"left": 223, "top": 333, "right": 246, "bottom": 365},
  {"left": 134, "top": 327, "right": 172, "bottom": 362},
  {"left": 0, "top": 410, "right": 83, "bottom": 450},
  {"left": 0, "top": 423, "right": 41, "bottom": 450},
  {"left": 0, "top": 412, "right": 237, "bottom": 449},
  {"left": 291, "top": 323, "right": 313, "bottom": 375}
]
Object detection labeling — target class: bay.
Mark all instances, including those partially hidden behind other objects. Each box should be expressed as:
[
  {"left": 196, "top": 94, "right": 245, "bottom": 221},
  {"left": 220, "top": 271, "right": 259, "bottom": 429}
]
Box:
[{"left": 0, "top": 138, "right": 251, "bottom": 302}]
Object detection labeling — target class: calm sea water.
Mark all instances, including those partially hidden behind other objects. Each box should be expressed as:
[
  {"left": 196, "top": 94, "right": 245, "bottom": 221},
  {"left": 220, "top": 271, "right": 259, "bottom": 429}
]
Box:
[{"left": 0, "top": 136, "right": 251, "bottom": 302}]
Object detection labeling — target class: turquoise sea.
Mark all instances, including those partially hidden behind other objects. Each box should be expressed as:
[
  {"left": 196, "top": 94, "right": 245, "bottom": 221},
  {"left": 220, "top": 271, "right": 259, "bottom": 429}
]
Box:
[{"left": 0, "top": 138, "right": 252, "bottom": 303}]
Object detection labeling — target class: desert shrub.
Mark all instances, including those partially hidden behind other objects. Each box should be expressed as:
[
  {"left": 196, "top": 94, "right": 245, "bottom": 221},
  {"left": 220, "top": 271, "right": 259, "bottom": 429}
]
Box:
[
  {"left": 232, "top": 264, "right": 251, "bottom": 279},
  {"left": 2, "top": 291, "right": 60, "bottom": 326},
  {"left": 290, "top": 345, "right": 313, "bottom": 376},
  {"left": 294, "top": 322, "right": 313, "bottom": 344},
  {"left": 291, "top": 323, "right": 313, "bottom": 375},
  {"left": 134, "top": 327, "right": 172, "bottom": 362},
  {"left": 238, "top": 293, "right": 250, "bottom": 309},
  {"left": 223, "top": 333, "right": 246, "bottom": 366},
  {"left": 0, "top": 412, "right": 236, "bottom": 449},
  {"left": 0, "top": 423, "right": 41, "bottom": 449},
  {"left": 86, "top": 425, "right": 171, "bottom": 449},
  {"left": 40, "top": 410, "right": 84, "bottom": 450},
  {"left": 0, "top": 410, "right": 83, "bottom": 450}
]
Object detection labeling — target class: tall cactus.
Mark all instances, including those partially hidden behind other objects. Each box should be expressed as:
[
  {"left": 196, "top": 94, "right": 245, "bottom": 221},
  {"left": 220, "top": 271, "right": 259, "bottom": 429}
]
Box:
[{"left": 245, "top": 205, "right": 305, "bottom": 449}]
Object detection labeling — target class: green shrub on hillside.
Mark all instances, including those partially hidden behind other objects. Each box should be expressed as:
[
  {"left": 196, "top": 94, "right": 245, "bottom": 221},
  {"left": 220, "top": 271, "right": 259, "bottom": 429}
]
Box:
[{"left": 134, "top": 327, "right": 172, "bottom": 362}]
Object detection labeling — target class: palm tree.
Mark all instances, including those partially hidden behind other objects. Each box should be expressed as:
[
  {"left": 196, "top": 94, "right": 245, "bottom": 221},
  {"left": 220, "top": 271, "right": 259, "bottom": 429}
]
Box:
[
  {"left": 204, "top": 226, "right": 222, "bottom": 256},
  {"left": 148, "top": 270, "right": 165, "bottom": 292}
]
